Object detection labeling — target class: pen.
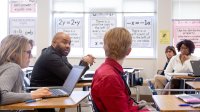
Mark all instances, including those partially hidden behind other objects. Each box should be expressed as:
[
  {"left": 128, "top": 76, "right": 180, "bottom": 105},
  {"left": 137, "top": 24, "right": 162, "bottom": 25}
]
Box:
[
  {"left": 25, "top": 99, "right": 42, "bottom": 103},
  {"left": 179, "top": 104, "right": 190, "bottom": 106}
]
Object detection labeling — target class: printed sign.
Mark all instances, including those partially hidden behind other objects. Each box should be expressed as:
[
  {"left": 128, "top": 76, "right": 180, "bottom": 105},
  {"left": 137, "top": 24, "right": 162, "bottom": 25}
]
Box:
[
  {"left": 10, "top": 0, "right": 36, "bottom": 13},
  {"left": 173, "top": 19, "right": 200, "bottom": 48},
  {"left": 125, "top": 16, "right": 153, "bottom": 48},
  {"left": 55, "top": 18, "right": 83, "bottom": 48},
  {"left": 9, "top": 17, "right": 36, "bottom": 40},
  {"left": 89, "top": 12, "right": 116, "bottom": 48}
]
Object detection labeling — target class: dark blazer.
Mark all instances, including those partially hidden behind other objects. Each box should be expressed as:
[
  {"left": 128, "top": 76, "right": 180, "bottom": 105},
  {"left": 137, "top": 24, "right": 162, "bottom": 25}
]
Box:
[{"left": 30, "top": 46, "right": 89, "bottom": 87}]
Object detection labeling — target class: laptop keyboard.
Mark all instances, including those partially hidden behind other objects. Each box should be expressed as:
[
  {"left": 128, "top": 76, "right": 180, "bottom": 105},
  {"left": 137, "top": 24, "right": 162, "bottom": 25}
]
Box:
[{"left": 50, "top": 89, "right": 66, "bottom": 96}]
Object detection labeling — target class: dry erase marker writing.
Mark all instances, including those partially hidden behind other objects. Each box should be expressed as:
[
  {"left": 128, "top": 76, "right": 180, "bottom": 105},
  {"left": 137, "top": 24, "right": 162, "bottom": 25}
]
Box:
[
  {"left": 25, "top": 99, "right": 42, "bottom": 103},
  {"left": 179, "top": 104, "right": 190, "bottom": 106}
]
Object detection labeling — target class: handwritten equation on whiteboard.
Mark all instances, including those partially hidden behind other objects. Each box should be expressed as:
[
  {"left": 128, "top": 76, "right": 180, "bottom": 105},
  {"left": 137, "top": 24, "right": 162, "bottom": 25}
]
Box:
[
  {"left": 9, "top": 17, "right": 36, "bottom": 40},
  {"left": 89, "top": 12, "right": 116, "bottom": 48},
  {"left": 10, "top": 0, "right": 36, "bottom": 13},
  {"left": 173, "top": 20, "right": 200, "bottom": 48},
  {"left": 55, "top": 18, "right": 83, "bottom": 48},
  {"left": 125, "top": 16, "right": 153, "bottom": 48}
]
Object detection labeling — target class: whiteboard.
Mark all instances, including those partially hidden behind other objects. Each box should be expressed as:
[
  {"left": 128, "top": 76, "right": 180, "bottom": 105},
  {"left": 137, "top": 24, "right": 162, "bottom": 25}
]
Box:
[
  {"left": 173, "top": 19, "right": 200, "bottom": 48},
  {"left": 55, "top": 18, "right": 83, "bottom": 48},
  {"left": 89, "top": 12, "right": 117, "bottom": 48},
  {"left": 125, "top": 16, "right": 154, "bottom": 48},
  {"left": 9, "top": 17, "right": 36, "bottom": 40}
]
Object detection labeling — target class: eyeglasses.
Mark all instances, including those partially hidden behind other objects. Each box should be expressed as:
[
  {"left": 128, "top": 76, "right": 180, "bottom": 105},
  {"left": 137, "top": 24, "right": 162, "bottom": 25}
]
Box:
[{"left": 24, "top": 50, "right": 32, "bottom": 58}]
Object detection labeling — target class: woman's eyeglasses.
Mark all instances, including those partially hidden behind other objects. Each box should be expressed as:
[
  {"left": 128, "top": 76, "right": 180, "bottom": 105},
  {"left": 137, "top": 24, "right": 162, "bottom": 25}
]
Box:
[{"left": 24, "top": 50, "right": 32, "bottom": 58}]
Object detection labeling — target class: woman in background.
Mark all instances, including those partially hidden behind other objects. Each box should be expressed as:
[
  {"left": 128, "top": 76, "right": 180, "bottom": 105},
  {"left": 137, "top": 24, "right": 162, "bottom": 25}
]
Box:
[
  {"left": 154, "top": 46, "right": 176, "bottom": 89},
  {"left": 157, "top": 39, "right": 199, "bottom": 94},
  {"left": 0, "top": 35, "right": 51, "bottom": 105}
]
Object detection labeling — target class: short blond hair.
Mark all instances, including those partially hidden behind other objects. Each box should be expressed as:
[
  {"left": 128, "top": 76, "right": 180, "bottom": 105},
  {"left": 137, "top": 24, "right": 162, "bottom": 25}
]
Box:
[
  {"left": 104, "top": 27, "right": 132, "bottom": 60},
  {"left": 0, "top": 35, "right": 29, "bottom": 67}
]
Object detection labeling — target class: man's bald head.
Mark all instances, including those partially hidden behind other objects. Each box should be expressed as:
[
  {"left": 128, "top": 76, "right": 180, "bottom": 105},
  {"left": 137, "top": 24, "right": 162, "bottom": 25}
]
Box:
[
  {"left": 51, "top": 32, "right": 71, "bottom": 56},
  {"left": 52, "top": 32, "right": 70, "bottom": 46}
]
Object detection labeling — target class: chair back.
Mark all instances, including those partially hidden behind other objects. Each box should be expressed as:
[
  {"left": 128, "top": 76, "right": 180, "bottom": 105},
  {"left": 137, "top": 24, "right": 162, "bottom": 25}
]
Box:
[
  {"left": 147, "top": 80, "right": 158, "bottom": 95},
  {"left": 194, "top": 78, "right": 200, "bottom": 81},
  {"left": 90, "top": 94, "right": 100, "bottom": 112}
]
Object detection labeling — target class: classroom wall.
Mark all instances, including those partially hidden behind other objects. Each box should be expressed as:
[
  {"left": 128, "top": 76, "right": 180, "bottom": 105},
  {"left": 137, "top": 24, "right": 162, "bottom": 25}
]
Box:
[{"left": 30, "top": 0, "right": 172, "bottom": 80}]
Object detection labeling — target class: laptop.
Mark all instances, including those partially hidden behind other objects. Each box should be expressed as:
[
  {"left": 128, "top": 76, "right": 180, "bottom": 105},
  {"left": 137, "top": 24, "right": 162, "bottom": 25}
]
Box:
[
  {"left": 44, "top": 65, "right": 85, "bottom": 98},
  {"left": 176, "top": 94, "right": 200, "bottom": 104},
  {"left": 189, "top": 60, "right": 200, "bottom": 77}
]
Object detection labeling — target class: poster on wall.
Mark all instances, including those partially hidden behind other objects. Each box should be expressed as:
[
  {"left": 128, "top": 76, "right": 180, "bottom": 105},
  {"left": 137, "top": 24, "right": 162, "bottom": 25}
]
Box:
[
  {"left": 10, "top": 0, "right": 36, "bottom": 13},
  {"left": 55, "top": 18, "right": 83, "bottom": 48},
  {"left": 89, "top": 12, "right": 116, "bottom": 48},
  {"left": 9, "top": 17, "right": 36, "bottom": 40},
  {"left": 173, "top": 19, "right": 200, "bottom": 48},
  {"left": 125, "top": 16, "right": 153, "bottom": 48}
]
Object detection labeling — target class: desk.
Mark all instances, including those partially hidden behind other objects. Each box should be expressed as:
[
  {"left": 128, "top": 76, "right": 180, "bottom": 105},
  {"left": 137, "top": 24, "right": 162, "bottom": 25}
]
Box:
[
  {"left": 76, "top": 82, "right": 92, "bottom": 91},
  {"left": 0, "top": 91, "right": 89, "bottom": 112},
  {"left": 76, "top": 82, "right": 91, "bottom": 88},
  {"left": 186, "top": 82, "right": 200, "bottom": 90},
  {"left": 152, "top": 95, "right": 200, "bottom": 112},
  {"left": 169, "top": 75, "right": 199, "bottom": 91}
]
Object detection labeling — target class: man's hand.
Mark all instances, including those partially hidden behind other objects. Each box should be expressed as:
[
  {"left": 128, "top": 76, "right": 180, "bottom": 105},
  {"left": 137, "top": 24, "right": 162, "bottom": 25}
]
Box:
[{"left": 82, "top": 54, "right": 96, "bottom": 66}]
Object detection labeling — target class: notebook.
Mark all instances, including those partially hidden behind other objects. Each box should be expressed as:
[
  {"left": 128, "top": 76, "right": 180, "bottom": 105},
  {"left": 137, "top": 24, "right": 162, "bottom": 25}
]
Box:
[
  {"left": 176, "top": 94, "right": 200, "bottom": 104},
  {"left": 189, "top": 60, "right": 200, "bottom": 77},
  {"left": 44, "top": 65, "right": 85, "bottom": 98}
]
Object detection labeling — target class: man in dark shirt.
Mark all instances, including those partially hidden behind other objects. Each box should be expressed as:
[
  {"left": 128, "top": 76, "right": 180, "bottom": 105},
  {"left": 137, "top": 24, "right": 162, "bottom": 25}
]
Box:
[{"left": 30, "top": 32, "right": 95, "bottom": 87}]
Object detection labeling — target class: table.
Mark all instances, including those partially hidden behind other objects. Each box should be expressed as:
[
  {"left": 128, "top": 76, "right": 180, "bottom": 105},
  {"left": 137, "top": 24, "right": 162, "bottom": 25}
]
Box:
[
  {"left": 168, "top": 74, "right": 199, "bottom": 91},
  {"left": 76, "top": 82, "right": 91, "bottom": 88},
  {"left": 0, "top": 91, "right": 89, "bottom": 112},
  {"left": 76, "top": 82, "right": 92, "bottom": 91},
  {"left": 186, "top": 82, "right": 200, "bottom": 90},
  {"left": 152, "top": 95, "right": 200, "bottom": 112}
]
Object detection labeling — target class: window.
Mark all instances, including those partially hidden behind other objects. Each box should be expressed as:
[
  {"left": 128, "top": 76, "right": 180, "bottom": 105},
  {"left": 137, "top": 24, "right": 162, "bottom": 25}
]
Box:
[
  {"left": 172, "top": 0, "right": 200, "bottom": 56},
  {"left": 53, "top": 0, "right": 156, "bottom": 58}
]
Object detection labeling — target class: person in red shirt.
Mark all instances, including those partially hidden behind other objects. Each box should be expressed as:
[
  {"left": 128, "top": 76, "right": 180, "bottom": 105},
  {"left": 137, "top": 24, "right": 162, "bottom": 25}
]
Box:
[{"left": 91, "top": 27, "right": 149, "bottom": 112}]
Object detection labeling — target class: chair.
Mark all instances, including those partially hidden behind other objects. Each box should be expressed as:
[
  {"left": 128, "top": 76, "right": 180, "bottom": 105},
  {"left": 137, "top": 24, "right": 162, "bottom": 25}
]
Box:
[
  {"left": 194, "top": 78, "right": 200, "bottom": 81},
  {"left": 90, "top": 94, "right": 100, "bottom": 112},
  {"left": 147, "top": 80, "right": 158, "bottom": 95}
]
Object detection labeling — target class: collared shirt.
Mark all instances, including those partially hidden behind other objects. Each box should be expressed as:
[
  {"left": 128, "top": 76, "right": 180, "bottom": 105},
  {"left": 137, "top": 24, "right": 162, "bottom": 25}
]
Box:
[
  {"left": 91, "top": 58, "right": 134, "bottom": 112},
  {"left": 164, "top": 54, "right": 199, "bottom": 80}
]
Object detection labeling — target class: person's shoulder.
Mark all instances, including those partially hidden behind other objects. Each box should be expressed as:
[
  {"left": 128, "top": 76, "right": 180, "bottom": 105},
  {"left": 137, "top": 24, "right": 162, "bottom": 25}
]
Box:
[
  {"left": 171, "top": 54, "right": 179, "bottom": 61},
  {"left": 40, "top": 46, "right": 61, "bottom": 59},
  {"left": 1, "top": 62, "right": 20, "bottom": 69},
  {"left": 95, "top": 66, "right": 120, "bottom": 81},
  {"left": 190, "top": 55, "right": 199, "bottom": 60},
  {"left": 0, "top": 62, "right": 21, "bottom": 73}
]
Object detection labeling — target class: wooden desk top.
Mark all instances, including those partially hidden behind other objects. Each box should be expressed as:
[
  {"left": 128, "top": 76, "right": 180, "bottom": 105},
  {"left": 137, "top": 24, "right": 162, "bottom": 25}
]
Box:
[
  {"left": 172, "top": 75, "right": 198, "bottom": 79},
  {"left": 0, "top": 91, "right": 89, "bottom": 110},
  {"left": 76, "top": 82, "right": 91, "bottom": 88},
  {"left": 152, "top": 95, "right": 200, "bottom": 112},
  {"left": 186, "top": 82, "right": 200, "bottom": 90}
]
